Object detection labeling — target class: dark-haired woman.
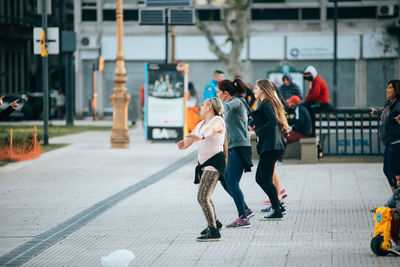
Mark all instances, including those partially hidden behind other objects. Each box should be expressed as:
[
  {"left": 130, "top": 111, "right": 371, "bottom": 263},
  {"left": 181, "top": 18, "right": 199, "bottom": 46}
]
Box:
[
  {"left": 217, "top": 79, "right": 254, "bottom": 228},
  {"left": 250, "top": 79, "right": 288, "bottom": 220},
  {"left": 371, "top": 80, "right": 400, "bottom": 193}
]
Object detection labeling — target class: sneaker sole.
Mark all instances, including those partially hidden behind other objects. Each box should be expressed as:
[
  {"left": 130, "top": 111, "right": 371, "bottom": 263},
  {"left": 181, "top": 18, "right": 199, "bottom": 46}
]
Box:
[
  {"left": 247, "top": 213, "right": 255, "bottom": 219},
  {"left": 226, "top": 225, "right": 252, "bottom": 228},
  {"left": 196, "top": 238, "right": 221, "bottom": 242},
  {"left": 260, "top": 217, "right": 283, "bottom": 221}
]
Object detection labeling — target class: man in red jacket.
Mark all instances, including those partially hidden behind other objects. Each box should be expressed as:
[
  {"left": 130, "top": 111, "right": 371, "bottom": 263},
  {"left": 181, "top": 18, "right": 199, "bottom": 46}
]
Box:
[
  {"left": 303, "top": 65, "right": 330, "bottom": 108},
  {"left": 302, "top": 66, "right": 332, "bottom": 136}
]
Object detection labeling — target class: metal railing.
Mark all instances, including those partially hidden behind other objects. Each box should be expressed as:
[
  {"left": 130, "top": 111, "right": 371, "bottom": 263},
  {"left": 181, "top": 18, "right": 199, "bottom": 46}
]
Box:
[{"left": 316, "top": 109, "right": 382, "bottom": 156}]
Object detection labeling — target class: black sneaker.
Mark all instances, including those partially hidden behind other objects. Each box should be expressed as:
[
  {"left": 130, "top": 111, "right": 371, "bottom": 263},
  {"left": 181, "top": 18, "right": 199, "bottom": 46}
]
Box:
[
  {"left": 280, "top": 205, "right": 287, "bottom": 215},
  {"left": 200, "top": 220, "right": 223, "bottom": 235},
  {"left": 196, "top": 227, "right": 221, "bottom": 242},
  {"left": 260, "top": 208, "right": 283, "bottom": 221}
]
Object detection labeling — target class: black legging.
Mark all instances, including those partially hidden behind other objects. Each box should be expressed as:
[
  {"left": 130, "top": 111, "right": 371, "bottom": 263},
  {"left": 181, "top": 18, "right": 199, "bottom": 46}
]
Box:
[{"left": 256, "top": 150, "right": 283, "bottom": 210}]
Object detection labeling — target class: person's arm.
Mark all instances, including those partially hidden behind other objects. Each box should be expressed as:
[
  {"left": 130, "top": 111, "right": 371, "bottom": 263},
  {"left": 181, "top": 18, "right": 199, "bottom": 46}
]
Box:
[
  {"left": 254, "top": 101, "right": 278, "bottom": 137},
  {"left": 305, "top": 82, "right": 321, "bottom": 103},
  {"left": 187, "top": 117, "right": 225, "bottom": 141},
  {"left": 395, "top": 114, "right": 400, "bottom": 124},
  {"left": 292, "top": 107, "right": 305, "bottom": 133},
  {"left": 0, "top": 105, "right": 15, "bottom": 121},
  {"left": 224, "top": 98, "right": 240, "bottom": 112},
  {"left": 384, "top": 194, "right": 396, "bottom": 208},
  {"left": 370, "top": 108, "right": 382, "bottom": 116},
  {"left": 247, "top": 88, "right": 256, "bottom": 107}
]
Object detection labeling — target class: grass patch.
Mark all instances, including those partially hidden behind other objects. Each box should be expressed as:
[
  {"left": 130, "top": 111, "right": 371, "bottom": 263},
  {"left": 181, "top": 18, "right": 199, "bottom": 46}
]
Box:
[
  {"left": 0, "top": 125, "right": 134, "bottom": 167},
  {"left": 41, "top": 143, "right": 69, "bottom": 153}
]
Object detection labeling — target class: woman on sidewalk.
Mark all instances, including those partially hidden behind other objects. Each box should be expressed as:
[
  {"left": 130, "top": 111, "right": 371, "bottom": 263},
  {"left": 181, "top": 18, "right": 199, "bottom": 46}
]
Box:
[
  {"left": 177, "top": 97, "right": 227, "bottom": 242},
  {"left": 249, "top": 79, "right": 288, "bottom": 220},
  {"left": 217, "top": 79, "right": 254, "bottom": 228},
  {"left": 371, "top": 80, "right": 400, "bottom": 192}
]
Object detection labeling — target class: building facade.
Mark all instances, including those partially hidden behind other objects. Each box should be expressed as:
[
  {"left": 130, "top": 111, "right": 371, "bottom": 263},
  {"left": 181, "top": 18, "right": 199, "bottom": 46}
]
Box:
[{"left": 75, "top": 0, "right": 399, "bottom": 119}]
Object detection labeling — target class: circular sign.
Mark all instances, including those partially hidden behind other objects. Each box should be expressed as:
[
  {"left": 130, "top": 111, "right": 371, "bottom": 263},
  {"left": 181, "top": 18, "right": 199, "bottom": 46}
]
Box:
[{"left": 290, "top": 48, "right": 300, "bottom": 58}]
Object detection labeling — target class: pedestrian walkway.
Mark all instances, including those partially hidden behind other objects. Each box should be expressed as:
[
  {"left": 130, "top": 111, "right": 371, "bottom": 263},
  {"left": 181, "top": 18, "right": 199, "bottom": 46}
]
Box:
[{"left": 0, "top": 127, "right": 398, "bottom": 266}]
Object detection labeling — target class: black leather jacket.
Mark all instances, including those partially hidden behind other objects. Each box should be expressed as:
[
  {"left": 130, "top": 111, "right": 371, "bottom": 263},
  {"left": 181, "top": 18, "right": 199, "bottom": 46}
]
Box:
[{"left": 249, "top": 99, "right": 286, "bottom": 155}]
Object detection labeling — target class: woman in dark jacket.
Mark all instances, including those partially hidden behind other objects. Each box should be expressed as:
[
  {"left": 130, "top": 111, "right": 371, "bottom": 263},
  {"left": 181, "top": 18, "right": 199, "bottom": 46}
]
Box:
[
  {"left": 371, "top": 80, "right": 400, "bottom": 192},
  {"left": 249, "top": 79, "right": 289, "bottom": 220}
]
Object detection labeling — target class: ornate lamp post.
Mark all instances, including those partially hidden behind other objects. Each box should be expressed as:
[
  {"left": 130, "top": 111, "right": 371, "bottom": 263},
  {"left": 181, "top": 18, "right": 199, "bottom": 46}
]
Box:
[{"left": 110, "top": 0, "right": 131, "bottom": 148}]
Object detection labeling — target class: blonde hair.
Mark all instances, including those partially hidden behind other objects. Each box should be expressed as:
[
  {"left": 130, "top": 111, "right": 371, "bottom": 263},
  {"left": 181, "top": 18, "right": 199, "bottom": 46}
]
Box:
[
  {"left": 207, "top": 97, "right": 228, "bottom": 161},
  {"left": 255, "top": 79, "right": 289, "bottom": 131},
  {"left": 208, "top": 97, "right": 225, "bottom": 118}
]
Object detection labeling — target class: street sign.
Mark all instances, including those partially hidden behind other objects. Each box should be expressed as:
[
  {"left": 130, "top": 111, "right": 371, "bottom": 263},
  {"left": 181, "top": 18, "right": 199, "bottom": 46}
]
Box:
[
  {"left": 33, "top": 27, "right": 59, "bottom": 55},
  {"left": 145, "top": 0, "right": 192, "bottom": 7},
  {"left": 37, "top": 0, "right": 52, "bottom": 15}
]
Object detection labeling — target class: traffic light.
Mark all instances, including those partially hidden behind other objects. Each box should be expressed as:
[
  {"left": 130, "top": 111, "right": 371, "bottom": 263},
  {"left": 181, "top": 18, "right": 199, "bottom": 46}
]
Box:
[{"left": 40, "top": 29, "right": 47, "bottom": 57}]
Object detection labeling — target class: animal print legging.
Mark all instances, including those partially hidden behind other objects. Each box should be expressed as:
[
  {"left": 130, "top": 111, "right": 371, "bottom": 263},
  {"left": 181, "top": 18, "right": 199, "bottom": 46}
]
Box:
[{"left": 197, "top": 170, "right": 220, "bottom": 228}]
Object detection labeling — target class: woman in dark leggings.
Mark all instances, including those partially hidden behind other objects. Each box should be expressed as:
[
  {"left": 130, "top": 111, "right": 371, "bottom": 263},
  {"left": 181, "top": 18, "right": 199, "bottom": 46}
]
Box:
[
  {"left": 249, "top": 79, "right": 289, "bottom": 220},
  {"left": 217, "top": 79, "right": 254, "bottom": 228},
  {"left": 371, "top": 80, "right": 400, "bottom": 192}
]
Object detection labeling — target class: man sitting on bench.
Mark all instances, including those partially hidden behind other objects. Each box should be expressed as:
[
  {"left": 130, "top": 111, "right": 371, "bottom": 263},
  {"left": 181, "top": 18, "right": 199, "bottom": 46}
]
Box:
[{"left": 284, "top": 95, "right": 312, "bottom": 144}]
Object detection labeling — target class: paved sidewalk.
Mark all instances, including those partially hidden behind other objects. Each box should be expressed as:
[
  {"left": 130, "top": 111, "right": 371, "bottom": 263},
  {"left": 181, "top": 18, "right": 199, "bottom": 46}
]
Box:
[{"left": 0, "top": 127, "right": 398, "bottom": 266}]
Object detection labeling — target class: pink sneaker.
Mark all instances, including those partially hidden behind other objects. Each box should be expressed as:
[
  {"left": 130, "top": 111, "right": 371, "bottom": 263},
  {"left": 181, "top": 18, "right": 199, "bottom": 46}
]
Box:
[{"left": 263, "top": 189, "right": 287, "bottom": 204}]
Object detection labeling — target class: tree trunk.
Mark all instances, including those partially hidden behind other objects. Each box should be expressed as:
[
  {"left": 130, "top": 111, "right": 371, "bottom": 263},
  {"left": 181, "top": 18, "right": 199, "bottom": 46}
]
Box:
[{"left": 196, "top": 0, "right": 250, "bottom": 78}]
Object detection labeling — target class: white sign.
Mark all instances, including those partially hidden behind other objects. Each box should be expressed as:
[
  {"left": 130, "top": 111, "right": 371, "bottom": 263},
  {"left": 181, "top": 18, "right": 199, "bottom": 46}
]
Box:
[
  {"left": 101, "top": 36, "right": 165, "bottom": 60},
  {"left": 362, "top": 34, "right": 399, "bottom": 59},
  {"left": 175, "top": 36, "right": 247, "bottom": 60},
  {"left": 250, "top": 36, "right": 285, "bottom": 60},
  {"left": 287, "top": 35, "right": 360, "bottom": 60},
  {"left": 33, "top": 27, "right": 59, "bottom": 55}
]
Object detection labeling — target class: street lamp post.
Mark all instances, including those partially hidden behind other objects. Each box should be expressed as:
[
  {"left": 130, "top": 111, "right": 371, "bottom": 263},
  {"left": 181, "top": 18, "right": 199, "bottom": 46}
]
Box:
[{"left": 110, "top": 0, "right": 131, "bottom": 148}]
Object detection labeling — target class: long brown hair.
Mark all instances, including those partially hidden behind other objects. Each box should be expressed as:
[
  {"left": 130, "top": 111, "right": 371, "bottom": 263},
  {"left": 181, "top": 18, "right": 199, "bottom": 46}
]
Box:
[{"left": 255, "top": 79, "right": 289, "bottom": 131}]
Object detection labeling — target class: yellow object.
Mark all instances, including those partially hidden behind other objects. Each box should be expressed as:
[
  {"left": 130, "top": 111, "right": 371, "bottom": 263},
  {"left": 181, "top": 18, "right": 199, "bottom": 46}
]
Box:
[
  {"left": 40, "top": 29, "right": 47, "bottom": 57},
  {"left": 373, "top": 207, "right": 392, "bottom": 251},
  {"left": 98, "top": 56, "right": 104, "bottom": 71}
]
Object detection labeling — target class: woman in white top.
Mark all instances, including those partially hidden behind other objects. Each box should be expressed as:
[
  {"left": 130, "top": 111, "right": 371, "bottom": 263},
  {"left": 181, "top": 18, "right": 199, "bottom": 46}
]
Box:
[{"left": 178, "top": 97, "right": 227, "bottom": 242}]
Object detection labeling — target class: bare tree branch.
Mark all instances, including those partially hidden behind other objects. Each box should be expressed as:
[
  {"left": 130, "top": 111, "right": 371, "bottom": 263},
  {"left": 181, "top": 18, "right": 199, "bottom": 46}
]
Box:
[
  {"left": 195, "top": 0, "right": 251, "bottom": 77},
  {"left": 195, "top": 16, "right": 229, "bottom": 64}
]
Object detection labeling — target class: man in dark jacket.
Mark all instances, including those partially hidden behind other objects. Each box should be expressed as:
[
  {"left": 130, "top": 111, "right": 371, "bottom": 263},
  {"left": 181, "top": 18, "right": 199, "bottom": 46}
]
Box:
[
  {"left": 279, "top": 73, "right": 301, "bottom": 100},
  {"left": 0, "top": 96, "right": 19, "bottom": 120},
  {"left": 284, "top": 95, "right": 312, "bottom": 144}
]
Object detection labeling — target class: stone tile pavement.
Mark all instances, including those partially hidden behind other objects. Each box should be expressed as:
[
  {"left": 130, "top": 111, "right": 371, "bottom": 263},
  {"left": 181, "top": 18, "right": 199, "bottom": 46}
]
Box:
[{"left": 0, "top": 126, "right": 399, "bottom": 266}]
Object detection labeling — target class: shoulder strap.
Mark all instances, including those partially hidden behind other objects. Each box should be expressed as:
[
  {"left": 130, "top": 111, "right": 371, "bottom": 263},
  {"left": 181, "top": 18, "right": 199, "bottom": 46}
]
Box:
[{"left": 237, "top": 97, "right": 252, "bottom": 114}]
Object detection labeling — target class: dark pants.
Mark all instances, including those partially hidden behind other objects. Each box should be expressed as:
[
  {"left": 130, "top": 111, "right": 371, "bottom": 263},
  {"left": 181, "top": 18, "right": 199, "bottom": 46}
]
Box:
[
  {"left": 383, "top": 143, "right": 400, "bottom": 189},
  {"left": 256, "top": 150, "right": 283, "bottom": 210},
  {"left": 223, "top": 149, "right": 249, "bottom": 218},
  {"left": 303, "top": 102, "right": 332, "bottom": 137}
]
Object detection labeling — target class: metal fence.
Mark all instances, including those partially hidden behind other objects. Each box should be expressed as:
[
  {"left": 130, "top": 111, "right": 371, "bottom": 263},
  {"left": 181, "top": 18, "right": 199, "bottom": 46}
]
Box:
[{"left": 315, "top": 109, "right": 382, "bottom": 156}]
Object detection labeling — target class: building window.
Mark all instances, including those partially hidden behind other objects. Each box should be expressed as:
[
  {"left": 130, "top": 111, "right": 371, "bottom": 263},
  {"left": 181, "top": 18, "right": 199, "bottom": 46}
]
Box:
[
  {"left": 82, "top": 0, "right": 97, "bottom": 22},
  {"left": 252, "top": 8, "right": 299, "bottom": 20},
  {"left": 327, "top": 7, "right": 376, "bottom": 19},
  {"left": 103, "top": 10, "right": 139, "bottom": 21},
  {"left": 196, "top": 10, "right": 221, "bottom": 21}
]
